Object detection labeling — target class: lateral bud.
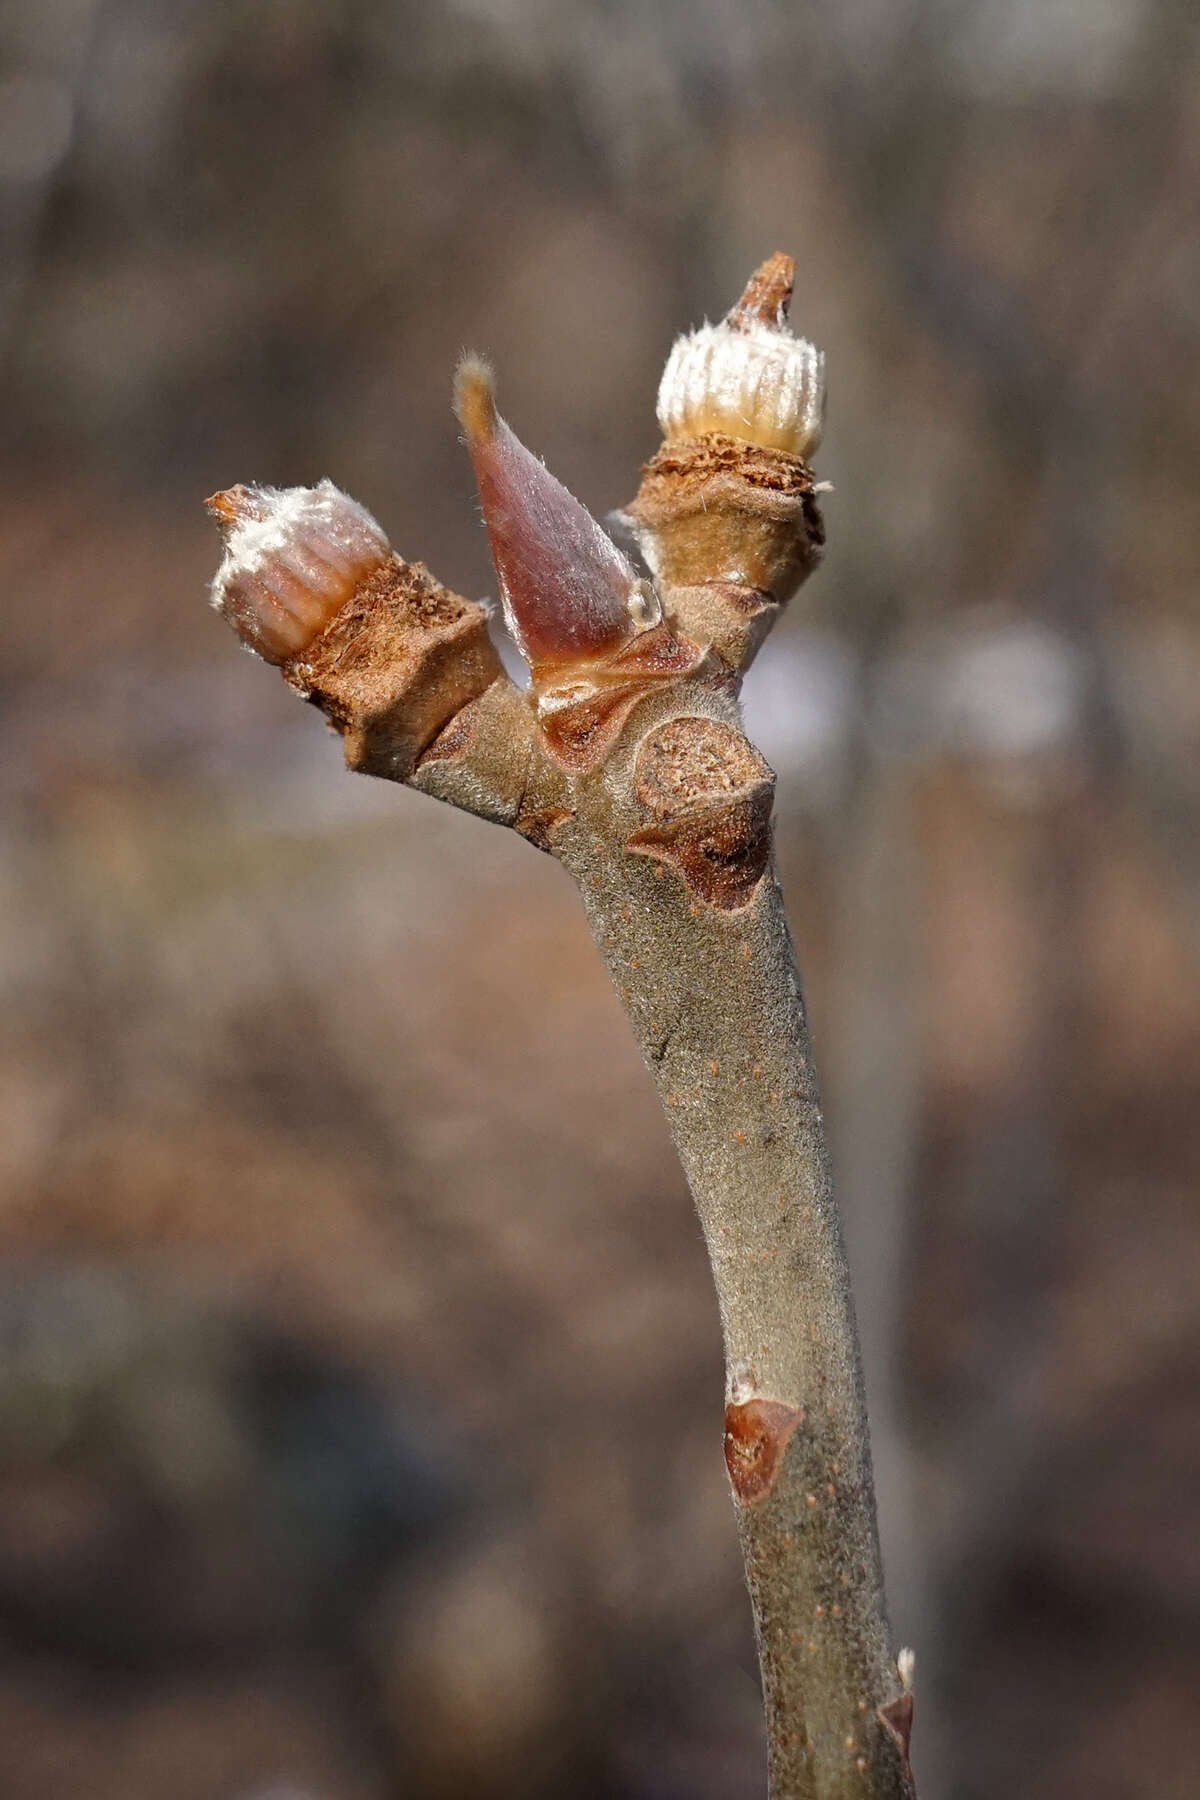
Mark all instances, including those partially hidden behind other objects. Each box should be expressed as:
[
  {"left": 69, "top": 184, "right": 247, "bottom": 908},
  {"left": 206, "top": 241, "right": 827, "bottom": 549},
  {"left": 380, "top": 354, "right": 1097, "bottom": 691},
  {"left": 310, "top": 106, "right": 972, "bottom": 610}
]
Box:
[
  {"left": 454, "top": 355, "right": 661, "bottom": 683},
  {"left": 620, "top": 254, "right": 826, "bottom": 673},
  {"left": 205, "top": 480, "right": 502, "bottom": 782},
  {"left": 207, "top": 481, "right": 391, "bottom": 665}
]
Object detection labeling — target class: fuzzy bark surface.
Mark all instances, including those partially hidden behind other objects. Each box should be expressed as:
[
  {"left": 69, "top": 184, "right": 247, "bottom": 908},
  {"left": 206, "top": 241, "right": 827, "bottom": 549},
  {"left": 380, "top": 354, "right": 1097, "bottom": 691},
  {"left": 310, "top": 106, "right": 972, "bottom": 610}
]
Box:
[
  {"left": 541, "top": 679, "right": 914, "bottom": 1799},
  {"left": 213, "top": 357, "right": 913, "bottom": 1793},
  {"left": 354, "top": 639, "right": 916, "bottom": 1798}
]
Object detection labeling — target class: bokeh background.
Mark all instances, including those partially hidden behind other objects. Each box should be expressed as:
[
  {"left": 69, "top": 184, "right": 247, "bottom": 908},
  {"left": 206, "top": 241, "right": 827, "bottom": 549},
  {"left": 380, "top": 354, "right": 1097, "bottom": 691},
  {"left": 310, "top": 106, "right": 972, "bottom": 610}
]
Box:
[{"left": 1, "top": 2, "right": 1198, "bottom": 1796}]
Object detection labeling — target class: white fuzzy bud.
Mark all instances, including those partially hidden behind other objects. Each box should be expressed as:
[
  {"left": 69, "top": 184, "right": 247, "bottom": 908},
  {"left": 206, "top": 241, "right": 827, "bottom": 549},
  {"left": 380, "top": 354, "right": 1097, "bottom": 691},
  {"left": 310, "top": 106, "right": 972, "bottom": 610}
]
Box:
[
  {"left": 657, "top": 320, "right": 825, "bottom": 460},
  {"left": 208, "top": 480, "right": 390, "bottom": 664}
]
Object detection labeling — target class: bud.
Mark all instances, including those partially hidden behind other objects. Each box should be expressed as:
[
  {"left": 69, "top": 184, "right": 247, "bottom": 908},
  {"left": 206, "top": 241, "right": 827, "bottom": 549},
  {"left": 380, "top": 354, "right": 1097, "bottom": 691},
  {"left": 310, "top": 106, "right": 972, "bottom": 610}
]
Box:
[
  {"left": 656, "top": 252, "right": 824, "bottom": 460},
  {"left": 619, "top": 254, "right": 827, "bottom": 673},
  {"left": 205, "top": 477, "right": 505, "bottom": 784},
  {"left": 207, "top": 480, "right": 391, "bottom": 664},
  {"left": 454, "top": 355, "right": 660, "bottom": 680}
]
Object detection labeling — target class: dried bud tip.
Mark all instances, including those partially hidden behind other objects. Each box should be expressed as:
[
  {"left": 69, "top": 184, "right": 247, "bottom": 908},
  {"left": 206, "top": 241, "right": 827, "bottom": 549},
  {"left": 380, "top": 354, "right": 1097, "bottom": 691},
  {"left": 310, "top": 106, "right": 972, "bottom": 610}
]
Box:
[
  {"left": 725, "top": 251, "right": 794, "bottom": 333},
  {"left": 207, "top": 479, "right": 391, "bottom": 666},
  {"left": 454, "top": 356, "right": 659, "bottom": 677},
  {"left": 205, "top": 484, "right": 271, "bottom": 528},
  {"left": 656, "top": 253, "right": 824, "bottom": 459},
  {"left": 453, "top": 354, "right": 498, "bottom": 444}
]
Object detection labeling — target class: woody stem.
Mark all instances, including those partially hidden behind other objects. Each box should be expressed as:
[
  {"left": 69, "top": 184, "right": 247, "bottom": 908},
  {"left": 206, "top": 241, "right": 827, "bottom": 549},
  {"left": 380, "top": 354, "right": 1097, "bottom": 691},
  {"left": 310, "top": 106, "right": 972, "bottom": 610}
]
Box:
[{"left": 545, "top": 684, "right": 914, "bottom": 1800}]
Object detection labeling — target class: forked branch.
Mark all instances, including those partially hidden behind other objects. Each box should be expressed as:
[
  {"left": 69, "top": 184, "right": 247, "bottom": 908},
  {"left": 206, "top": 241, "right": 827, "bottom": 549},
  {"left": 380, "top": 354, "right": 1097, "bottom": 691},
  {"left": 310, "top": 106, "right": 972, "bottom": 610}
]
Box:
[{"left": 205, "top": 254, "right": 916, "bottom": 1800}]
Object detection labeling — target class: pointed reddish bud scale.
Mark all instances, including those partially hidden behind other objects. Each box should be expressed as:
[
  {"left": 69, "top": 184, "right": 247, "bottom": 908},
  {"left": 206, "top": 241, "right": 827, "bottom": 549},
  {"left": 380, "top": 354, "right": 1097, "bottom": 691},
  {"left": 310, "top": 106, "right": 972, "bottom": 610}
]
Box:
[
  {"left": 454, "top": 355, "right": 659, "bottom": 677},
  {"left": 207, "top": 480, "right": 391, "bottom": 664}
]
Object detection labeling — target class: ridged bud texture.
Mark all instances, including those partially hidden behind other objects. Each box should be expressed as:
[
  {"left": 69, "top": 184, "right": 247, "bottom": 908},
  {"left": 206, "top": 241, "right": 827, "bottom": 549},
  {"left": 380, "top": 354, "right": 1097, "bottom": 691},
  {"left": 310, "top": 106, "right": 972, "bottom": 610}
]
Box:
[
  {"left": 208, "top": 481, "right": 391, "bottom": 664},
  {"left": 656, "top": 322, "right": 825, "bottom": 460}
]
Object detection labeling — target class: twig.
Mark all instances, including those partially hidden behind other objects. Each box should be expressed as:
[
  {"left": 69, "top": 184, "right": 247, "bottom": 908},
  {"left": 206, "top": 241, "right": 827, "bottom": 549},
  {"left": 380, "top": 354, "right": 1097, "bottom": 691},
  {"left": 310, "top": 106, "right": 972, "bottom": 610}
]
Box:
[{"left": 204, "top": 255, "right": 916, "bottom": 1799}]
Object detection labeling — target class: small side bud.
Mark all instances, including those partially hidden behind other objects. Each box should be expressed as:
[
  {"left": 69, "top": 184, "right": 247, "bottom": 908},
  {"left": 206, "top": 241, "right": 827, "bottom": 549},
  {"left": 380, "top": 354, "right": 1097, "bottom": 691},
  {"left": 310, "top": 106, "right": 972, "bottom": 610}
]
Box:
[
  {"left": 454, "top": 354, "right": 660, "bottom": 679},
  {"left": 207, "top": 480, "right": 390, "bottom": 665},
  {"left": 656, "top": 253, "right": 825, "bottom": 460}
]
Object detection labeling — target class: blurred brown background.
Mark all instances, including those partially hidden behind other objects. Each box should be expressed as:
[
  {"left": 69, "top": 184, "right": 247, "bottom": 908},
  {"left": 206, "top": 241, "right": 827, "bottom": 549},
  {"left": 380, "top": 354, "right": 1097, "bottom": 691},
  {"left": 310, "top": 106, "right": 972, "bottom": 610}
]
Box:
[{"left": 1, "top": 2, "right": 1198, "bottom": 1797}]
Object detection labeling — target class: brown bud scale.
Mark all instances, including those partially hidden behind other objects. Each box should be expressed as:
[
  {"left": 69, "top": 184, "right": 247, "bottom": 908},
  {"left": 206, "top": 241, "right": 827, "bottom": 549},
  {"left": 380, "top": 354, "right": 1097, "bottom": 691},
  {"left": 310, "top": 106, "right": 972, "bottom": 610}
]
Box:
[
  {"left": 628, "top": 796, "right": 774, "bottom": 912},
  {"left": 877, "top": 1692, "right": 915, "bottom": 1780},
  {"left": 725, "top": 251, "right": 795, "bottom": 333},
  {"left": 642, "top": 433, "right": 819, "bottom": 496},
  {"left": 416, "top": 689, "right": 489, "bottom": 767},
  {"left": 623, "top": 437, "right": 824, "bottom": 671},
  {"left": 538, "top": 685, "right": 651, "bottom": 774},
  {"left": 724, "top": 1397, "right": 805, "bottom": 1504},
  {"left": 535, "top": 625, "right": 709, "bottom": 772},
  {"left": 515, "top": 806, "right": 574, "bottom": 852},
  {"left": 286, "top": 556, "right": 502, "bottom": 780}
]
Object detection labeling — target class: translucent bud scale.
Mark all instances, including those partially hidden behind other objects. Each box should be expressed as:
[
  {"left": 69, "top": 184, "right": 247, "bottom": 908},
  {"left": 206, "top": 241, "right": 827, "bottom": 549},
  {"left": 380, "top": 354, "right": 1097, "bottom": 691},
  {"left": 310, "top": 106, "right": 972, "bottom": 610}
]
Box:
[
  {"left": 454, "top": 356, "right": 659, "bottom": 677},
  {"left": 207, "top": 481, "right": 391, "bottom": 664}
]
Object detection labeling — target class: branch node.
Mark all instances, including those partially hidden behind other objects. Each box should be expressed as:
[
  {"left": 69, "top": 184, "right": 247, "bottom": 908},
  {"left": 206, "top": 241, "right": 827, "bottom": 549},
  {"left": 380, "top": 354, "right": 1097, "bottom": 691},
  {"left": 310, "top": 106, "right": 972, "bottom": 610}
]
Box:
[{"left": 626, "top": 716, "right": 775, "bottom": 910}]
